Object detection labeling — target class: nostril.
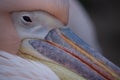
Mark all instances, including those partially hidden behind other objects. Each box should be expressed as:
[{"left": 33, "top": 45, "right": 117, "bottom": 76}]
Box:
[{"left": 22, "top": 16, "right": 32, "bottom": 22}]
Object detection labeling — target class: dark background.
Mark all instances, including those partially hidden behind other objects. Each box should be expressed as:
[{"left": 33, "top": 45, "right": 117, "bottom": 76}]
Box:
[{"left": 78, "top": 0, "right": 120, "bottom": 67}]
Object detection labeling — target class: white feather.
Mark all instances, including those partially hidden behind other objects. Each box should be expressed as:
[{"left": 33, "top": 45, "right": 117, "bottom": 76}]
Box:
[{"left": 0, "top": 51, "right": 60, "bottom": 80}]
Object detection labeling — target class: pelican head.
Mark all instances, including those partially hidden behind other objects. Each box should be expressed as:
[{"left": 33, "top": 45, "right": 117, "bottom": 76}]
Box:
[{"left": 10, "top": 1, "right": 120, "bottom": 80}]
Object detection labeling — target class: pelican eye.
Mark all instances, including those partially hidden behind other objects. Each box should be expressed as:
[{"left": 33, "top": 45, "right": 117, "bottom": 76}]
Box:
[{"left": 22, "top": 16, "right": 32, "bottom": 22}]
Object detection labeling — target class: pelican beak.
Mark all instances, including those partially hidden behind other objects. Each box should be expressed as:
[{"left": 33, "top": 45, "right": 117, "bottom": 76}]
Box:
[{"left": 19, "top": 28, "right": 120, "bottom": 80}]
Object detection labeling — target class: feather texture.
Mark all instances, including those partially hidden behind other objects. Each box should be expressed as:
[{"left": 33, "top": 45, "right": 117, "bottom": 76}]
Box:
[{"left": 0, "top": 51, "right": 60, "bottom": 80}]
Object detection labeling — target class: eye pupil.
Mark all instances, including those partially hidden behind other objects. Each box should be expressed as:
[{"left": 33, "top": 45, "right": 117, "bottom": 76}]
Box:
[{"left": 23, "top": 16, "right": 32, "bottom": 22}]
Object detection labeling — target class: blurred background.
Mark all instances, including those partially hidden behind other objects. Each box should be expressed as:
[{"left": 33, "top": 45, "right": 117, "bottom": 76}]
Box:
[{"left": 77, "top": 0, "right": 120, "bottom": 67}]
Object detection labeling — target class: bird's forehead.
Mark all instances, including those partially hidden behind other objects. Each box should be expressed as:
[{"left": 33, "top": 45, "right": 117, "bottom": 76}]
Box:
[
  {"left": 25, "top": 0, "right": 69, "bottom": 25},
  {"left": 0, "top": 0, "right": 69, "bottom": 25},
  {"left": 41, "top": 0, "right": 69, "bottom": 25}
]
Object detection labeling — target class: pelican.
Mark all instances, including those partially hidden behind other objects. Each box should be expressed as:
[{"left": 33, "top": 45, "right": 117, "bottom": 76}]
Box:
[{"left": 0, "top": 0, "right": 120, "bottom": 80}]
